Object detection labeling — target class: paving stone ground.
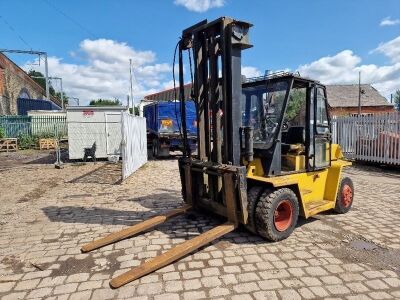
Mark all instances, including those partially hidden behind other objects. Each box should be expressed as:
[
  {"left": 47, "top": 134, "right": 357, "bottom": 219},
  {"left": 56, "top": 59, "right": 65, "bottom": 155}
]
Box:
[{"left": 0, "top": 150, "right": 399, "bottom": 300}]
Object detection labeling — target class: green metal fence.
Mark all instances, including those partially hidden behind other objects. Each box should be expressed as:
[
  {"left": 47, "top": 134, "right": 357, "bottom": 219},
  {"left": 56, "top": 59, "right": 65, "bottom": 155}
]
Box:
[{"left": 0, "top": 115, "right": 67, "bottom": 138}]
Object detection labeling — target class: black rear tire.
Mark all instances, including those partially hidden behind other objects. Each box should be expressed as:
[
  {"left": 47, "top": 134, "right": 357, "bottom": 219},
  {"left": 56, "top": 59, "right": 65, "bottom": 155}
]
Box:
[
  {"left": 334, "top": 177, "right": 354, "bottom": 214},
  {"left": 255, "top": 188, "right": 299, "bottom": 242},
  {"left": 245, "top": 186, "right": 266, "bottom": 234},
  {"left": 152, "top": 138, "right": 159, "bottom": 158}
]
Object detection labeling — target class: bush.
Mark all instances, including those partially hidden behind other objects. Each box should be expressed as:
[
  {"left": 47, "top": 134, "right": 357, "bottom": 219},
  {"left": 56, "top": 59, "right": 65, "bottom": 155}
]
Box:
[
  {"left": 17, "top": 134, "right": 37, "bottom": 149},
  {"left": 17, "top": 133, "right": 58, "bottom": 149},
  {"left": 0, "top": 127, "right": 5, "bottom": 139}
]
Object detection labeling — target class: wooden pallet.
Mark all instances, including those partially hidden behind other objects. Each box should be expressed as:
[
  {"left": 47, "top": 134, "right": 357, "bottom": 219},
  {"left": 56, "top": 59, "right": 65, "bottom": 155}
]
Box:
[
  {"left": 0, "top": 138, "right": 17, "bottom": 152},
  {"left": 39, "top": 138, "right": 57, "bottom": 150}
]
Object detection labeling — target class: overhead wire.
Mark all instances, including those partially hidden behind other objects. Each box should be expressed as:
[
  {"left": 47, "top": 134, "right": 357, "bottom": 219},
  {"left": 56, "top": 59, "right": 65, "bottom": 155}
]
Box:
[
  {"left": 0, "top": 14, "right": 44, "bottom": 69},
  {"left": 2, "top": 1, "right": 96, "bottom": 103},
  {"left": 0, "top": 14, "right": 32, "bottom": 49},
  {"left": 40, "top": 0, "right": 97, "bottom": 104},
  {"left": 41, "top": 0, "right": 96, "bottom": 37},
  {"left": 40, "top": 0, "right": 99, "bottom": 100}
]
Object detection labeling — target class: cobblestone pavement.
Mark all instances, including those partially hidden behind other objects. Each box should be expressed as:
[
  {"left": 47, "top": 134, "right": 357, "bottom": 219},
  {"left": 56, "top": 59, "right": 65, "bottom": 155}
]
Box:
[{"left": 0, "top": 151, "right": 400, "bottom": 300}]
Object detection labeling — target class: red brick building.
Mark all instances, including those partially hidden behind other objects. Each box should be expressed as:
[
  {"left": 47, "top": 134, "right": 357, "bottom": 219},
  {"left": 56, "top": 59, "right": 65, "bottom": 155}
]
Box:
[
  {"left": 0, "top": 53, "right": 61, "bottom": 115},
  {"left": 144, "top": 84, "right": 191, "bottom": 102},
  {"left": 326, "top": 84, "right": 394, "bottom": 116}
]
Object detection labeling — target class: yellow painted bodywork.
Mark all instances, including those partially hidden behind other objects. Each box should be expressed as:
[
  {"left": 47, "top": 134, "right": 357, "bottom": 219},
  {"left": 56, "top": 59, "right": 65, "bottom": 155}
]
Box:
[
  {"left": 282, "top": 154, "right": 306, "bottom": 171},
  {"left": 246, "top": 144, "right": 351, "bottom": 218}
]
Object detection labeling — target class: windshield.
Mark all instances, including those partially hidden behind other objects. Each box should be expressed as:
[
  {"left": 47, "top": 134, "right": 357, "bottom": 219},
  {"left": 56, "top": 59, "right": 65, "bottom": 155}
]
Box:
[{"left": 242, "top": 80, "right": 289, "bottom": 146}]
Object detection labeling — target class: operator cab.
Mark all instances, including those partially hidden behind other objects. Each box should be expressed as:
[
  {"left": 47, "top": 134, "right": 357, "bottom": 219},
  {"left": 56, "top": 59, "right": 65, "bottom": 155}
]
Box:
[{"left": 241, "top": 72, "right": 331, "bottom": 176}]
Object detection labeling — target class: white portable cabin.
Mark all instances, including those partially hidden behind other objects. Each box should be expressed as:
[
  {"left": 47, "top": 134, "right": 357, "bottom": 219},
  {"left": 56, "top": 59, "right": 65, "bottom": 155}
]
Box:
[{"left": 67, "top": 106, "right": 127, "bottom": 160}]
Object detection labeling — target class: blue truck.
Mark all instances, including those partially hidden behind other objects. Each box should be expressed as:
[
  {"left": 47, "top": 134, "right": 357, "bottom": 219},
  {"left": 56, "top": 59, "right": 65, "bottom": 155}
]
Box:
[{"left": 143, "top": 101, "right": 197, "bottom": 157}]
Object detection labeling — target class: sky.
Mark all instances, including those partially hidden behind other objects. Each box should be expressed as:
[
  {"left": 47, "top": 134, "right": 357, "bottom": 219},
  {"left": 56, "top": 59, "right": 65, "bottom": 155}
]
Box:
[{"left": 0, "top": 0, "right": 399, "bottom": 105}]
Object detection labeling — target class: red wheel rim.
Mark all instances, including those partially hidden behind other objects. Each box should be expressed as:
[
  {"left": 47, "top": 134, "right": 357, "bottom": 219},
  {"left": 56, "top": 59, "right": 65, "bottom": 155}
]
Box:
[
  {"left": 274, "top": 200, "right": 293, "bottom": 232},
  {"left": 341, "top": 184, "right": 353, "bottom": 208}
]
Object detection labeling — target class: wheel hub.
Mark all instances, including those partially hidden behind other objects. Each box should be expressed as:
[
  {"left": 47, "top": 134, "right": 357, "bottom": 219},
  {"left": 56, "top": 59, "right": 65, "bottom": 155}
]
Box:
[
  {"left": 273, "top": 200, "right": 293, "bottom": 232},
  {"left": 341, "top": 184, "right": 353, "bottom": 208}
]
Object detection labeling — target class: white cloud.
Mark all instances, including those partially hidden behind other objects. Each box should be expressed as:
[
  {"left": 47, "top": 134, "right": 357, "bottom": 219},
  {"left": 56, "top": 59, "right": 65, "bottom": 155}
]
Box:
[
  {"left": 241, "top": 66, "right": 262, "bottom": 78},
  {"left": 297, "top": 37, "right": 400, "bottom": 98},
  {"left": 80, "top": 39, "right": 155, "bottom": 65},
  {"left": 374, "top": 36, "right": 400, "bottom": 63},
  {"left": 380, "top": 17, "right": 400, "bottom": 27},
  {"left": 23, "top": 39, "right": 172, "bottom": 105},
  {"left": 298, "top": 50, "right": 361, "bottom": 83},
  {"left": 174, "top": 0, "right": 224, "bottom": 12}
]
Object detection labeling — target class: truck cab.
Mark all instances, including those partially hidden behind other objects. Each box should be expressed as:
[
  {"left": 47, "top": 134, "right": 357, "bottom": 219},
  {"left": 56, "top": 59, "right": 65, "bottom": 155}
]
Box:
[{"left": 143, "top": 100, "right": 197, "bottom": 157}]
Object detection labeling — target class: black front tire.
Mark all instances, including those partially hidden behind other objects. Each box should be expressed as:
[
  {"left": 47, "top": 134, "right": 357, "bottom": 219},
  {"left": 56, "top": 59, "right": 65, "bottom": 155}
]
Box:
[
  {"left": 255, "top": 188, "right": 299, "bottom": 242},
  {"left": 245, "top": 186, "right": 265, "bottom": 234}
]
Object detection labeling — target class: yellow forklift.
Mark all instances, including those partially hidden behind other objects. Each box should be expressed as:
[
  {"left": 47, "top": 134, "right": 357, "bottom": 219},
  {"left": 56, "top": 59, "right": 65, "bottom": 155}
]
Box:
[{"left": 80, "top": 16, "right": 354, "bottom": 288}]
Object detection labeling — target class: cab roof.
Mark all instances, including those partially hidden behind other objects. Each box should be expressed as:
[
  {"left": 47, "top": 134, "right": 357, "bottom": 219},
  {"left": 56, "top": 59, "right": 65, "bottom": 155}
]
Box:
[{"left": 243, "top": 71, "right": 324, "bottom": 88}]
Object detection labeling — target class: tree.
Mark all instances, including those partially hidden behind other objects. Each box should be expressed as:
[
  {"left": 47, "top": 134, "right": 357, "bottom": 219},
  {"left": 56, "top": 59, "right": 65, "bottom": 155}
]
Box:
[
  {"left": 28, "top": 70, "right": 56, "bottom": 96},
  {"left": 394, "top": 90, "right": 400, "bottom": 111},
  {"left": 89, "top": 99, "right": 122, "bottom": 106},
  {"left": 28, "top": 70, "right": 68, "bottom": 108},
  {"left": 285, "top": 89, "right": 306, "bottom": 121},
  {"left": 129, "top": 106, "right": 139, "bottom": 115},
  {"left": 55, "top": 91, "right": 69, "bottom": 107}
]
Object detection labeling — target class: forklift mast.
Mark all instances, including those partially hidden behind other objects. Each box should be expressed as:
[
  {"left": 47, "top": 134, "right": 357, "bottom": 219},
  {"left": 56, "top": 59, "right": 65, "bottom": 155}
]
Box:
[
  {"left": 179, "top": 17, "right": 252, "bottom": 164},
  {"left": 178, "top": 17, "right": 253, "bottom": 224}
]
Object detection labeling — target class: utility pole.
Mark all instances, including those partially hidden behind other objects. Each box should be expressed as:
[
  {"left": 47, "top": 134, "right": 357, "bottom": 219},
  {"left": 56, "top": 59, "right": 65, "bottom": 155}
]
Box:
[
  {"left": 126, "top": 95, "right": 130, "bottom": 112},
  {"left": 129, "top": 59, "right": 134, "bottom": 114},
  {"left": 31, "top": 76, "right": 63, "bottom": 109},
  {"left": 59, "top": 77, "right": 63, "bottom": 109},
  {"left": 358, "top": 71, "right": 361, "bottom": 115},
  {"left": 44, "top": 53, "right": 50, "bottom": 101},
  {"left": 0, "top": 49, "right": 50, "bottom": 100}
]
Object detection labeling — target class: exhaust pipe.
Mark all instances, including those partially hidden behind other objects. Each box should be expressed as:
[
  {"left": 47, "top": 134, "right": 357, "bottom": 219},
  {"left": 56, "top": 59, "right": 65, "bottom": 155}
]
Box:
[{"left": 241, "top": 126, "right": 254, "bottom": 162}]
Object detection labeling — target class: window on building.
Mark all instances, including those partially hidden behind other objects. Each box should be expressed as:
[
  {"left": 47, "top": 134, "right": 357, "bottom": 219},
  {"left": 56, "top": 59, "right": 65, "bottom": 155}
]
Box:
[{"left": 18, "top": 88, "right": 31, "bottom": 99}]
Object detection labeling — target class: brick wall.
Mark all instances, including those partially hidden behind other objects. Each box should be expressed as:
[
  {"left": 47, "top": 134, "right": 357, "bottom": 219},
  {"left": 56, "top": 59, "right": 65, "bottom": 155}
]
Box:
[
  {"left": 330, "top": 106, "right": 395, "bottom": 117},
  {"left": 0, "top": 54, "right": 61, "bottom": 115},
  {"left": 0, "top": 67, "right": 11, "bottom": 115},
  {"left": 0, "top": 67, "right": 4, "bottom": 94}
]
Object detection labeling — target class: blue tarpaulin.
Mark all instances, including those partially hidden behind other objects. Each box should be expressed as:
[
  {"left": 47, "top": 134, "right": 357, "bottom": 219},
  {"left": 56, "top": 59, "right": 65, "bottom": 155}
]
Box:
[
  {"left": 144, "top": 101, "right": 197, "bottom": 135},
  {"left": 17, "top": 98, "right": 61, "bottom": 115}
]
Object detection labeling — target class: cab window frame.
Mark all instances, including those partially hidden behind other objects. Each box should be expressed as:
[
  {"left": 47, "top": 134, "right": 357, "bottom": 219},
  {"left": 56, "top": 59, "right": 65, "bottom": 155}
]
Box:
[{"left": 315, "top": 86, "right": 330, "bottom": 135}]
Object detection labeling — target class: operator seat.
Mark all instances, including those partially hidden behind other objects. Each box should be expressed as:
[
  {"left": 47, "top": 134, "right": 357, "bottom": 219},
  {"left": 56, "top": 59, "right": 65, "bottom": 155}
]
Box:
[{"left": 281, "top": 126, "right": 305, "bottom": 154}]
